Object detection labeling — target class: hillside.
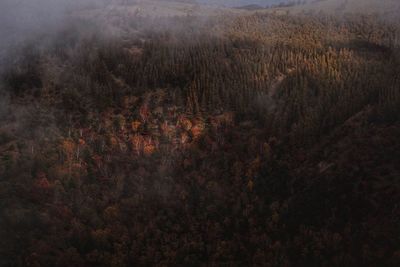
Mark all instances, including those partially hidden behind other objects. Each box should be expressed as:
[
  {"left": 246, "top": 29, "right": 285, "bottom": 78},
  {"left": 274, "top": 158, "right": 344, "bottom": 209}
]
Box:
[
  {"left": 275, "top": 0, "right": 400, "bottom": 20},
  {"left": 197, "top": 0, "right": 283, "bottom": 7},
  {"left": 71, "top": 0, "right": 245, "bottom": 38},
  {"left": 75, "top": 0, "right": 242, "bottom": 18},
  {"left": 0, "top": 1, "right": 399, "bottom": 266}
]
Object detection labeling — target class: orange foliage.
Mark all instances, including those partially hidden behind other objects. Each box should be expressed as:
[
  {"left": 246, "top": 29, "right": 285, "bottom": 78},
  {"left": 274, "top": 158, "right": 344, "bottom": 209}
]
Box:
[
  {"left": 180, "top": 132, "right": 190, "bottom": 145},
  {"left": 143, "top": 137, "right": 157, "bottom": 156},
  {"left": 214, "top": 112, "right": 235, "bottom": 128},
  {"left": 62, "top": 139, "right": 75, "bottom": 158},
  {"left": 79, "top": 138, "right": 86, "bottom": 146},
  {"left": 131, "top": 120, "right": 142, "bottom": 132},
  {"left": 139, "top": 104, "right": 149, "bottom": 122},
  {"left": 130, "top": 134, "right": 144, "bottom": 155},
  {"left": 35, "top": 177, "right": 51, "bottom": 190},
  {"left": 160, "top": 121, "right": 174, "bottom": 139},
  {"left": 191, "top": 119, "right": 205, "bottom": 140},
  {"left": 109, "top": 136, "right": 119, "bottom": 148},
  {"left": 191, "top": 125, "right": 204, "bottom": 140},
  {"left": 179, "top": 116, "right": 193, "bottom": 131}
]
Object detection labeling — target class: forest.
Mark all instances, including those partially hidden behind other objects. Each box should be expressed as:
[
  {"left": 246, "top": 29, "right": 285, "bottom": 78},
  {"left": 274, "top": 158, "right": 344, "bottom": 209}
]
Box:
[{"left": 0, "top": 3, "right": 400, "bottom": 267}]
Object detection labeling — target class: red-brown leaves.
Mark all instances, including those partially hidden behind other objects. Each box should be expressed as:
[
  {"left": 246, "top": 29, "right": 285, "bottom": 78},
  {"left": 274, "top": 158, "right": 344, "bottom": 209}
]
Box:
[
  {"left": 35, "top": 172, "right": 51, "bottom": 190},
  {"left": 130, "top": 134, "right": 144, "bottom": 155},
  {"left": 179, "top": 116, "right": 193, "bottom": 131},
  {"left": 143, "top": 136, "right": 157, "bottom": 156},
  {"left": 139, "top": 103, "right": 150, "bottom": 122},
  {"left": 131, "top": 120, "right": 142, "bottom": 132}
]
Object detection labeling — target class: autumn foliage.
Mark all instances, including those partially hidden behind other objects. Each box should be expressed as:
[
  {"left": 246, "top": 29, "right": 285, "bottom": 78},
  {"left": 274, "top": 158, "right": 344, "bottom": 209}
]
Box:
[{"left": 0, "top": 11, "right": 399, "bottom": 267}]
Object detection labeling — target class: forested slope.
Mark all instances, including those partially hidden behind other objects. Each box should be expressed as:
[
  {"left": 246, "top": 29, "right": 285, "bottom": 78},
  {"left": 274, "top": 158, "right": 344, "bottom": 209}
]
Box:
[
  {"left": 273, "top": 0, "right": 400, "bottom": 22},
  {"left": 0, "top": 8, "right": 399, "bottom": 267}
]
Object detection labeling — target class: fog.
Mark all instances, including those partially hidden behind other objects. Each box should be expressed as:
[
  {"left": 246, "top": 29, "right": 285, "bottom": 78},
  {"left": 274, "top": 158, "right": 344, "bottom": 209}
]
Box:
[
  {"left": 0, "top": 0, "right": 105, "bottom": 45},
  {"left": 0, "top": 0, "right": 398, "bottom": 67},
  {"left": 1, "top": 0, "right": 70, "bottom": 40},
  {"left": 0, "top": 0, "right": 94, "bottom": 136},
  {"left": 197, "top": 0, "right": 286, "bottom": 7}
]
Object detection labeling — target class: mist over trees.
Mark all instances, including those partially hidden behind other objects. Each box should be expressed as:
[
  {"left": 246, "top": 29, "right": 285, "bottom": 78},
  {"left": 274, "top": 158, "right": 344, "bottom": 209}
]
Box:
[
  {"left": 0, "top": 1, "right": 399, "bottom": 266},
  {"left": 196, "top": 0, "right": 286, "bottom": 7}
]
